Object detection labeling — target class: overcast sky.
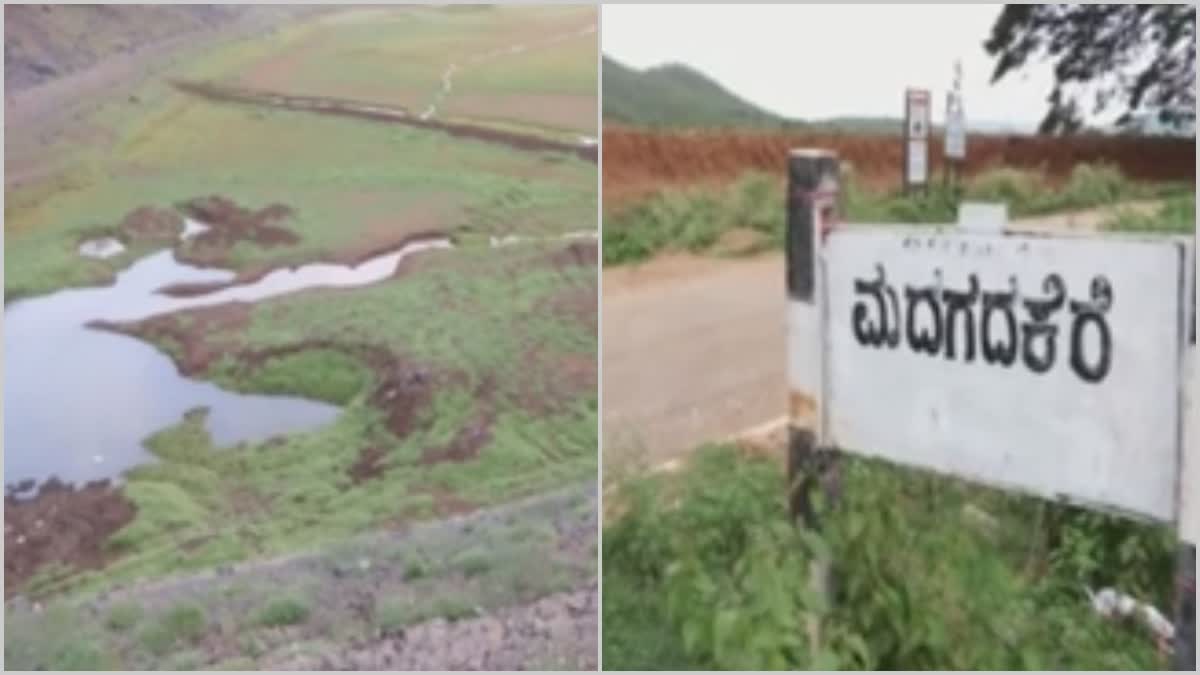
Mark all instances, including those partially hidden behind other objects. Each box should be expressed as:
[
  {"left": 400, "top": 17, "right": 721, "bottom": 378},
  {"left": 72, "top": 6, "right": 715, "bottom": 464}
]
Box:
[{"left": 603, "top": 4, "right": 1078, "bottom": 132}]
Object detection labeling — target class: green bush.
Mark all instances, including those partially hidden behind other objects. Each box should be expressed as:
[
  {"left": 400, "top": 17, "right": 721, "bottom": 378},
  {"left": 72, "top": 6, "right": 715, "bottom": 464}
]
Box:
[
  {"left": 603, "top": 445, "right": 1172, "bottom": 670},
  {"left": 603, "top": 173, "right": 785, "bottom": 265},
  {"left": 104, "top": 602, "right": 144, "bottom": 632},
  {"left": 1060, "top": 162, "right": 1128, "bottom": 207},
  {"left": 965, "top": 167, "right": 1045, "bottom": 208},
  {"left": 453, "top": 547, "right": 493, "bottom": 578},
  {"left": 256, "top": 595, "right": 311, "bottom": 627},
  {"left": 1105, "top": 193, "right": 1196, "bottom": 234},
  {"left": 139, "top": 603, "right": 207, "bottom": 656},
  {"left": 605, "top": 163, "right": 1184, "bottom": 266}
]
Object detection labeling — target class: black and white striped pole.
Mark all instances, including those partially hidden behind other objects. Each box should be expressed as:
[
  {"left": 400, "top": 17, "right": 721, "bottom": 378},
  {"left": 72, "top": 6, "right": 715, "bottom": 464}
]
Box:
[{"left": 785, "top": 148, "right": 841, "bottom": 649}]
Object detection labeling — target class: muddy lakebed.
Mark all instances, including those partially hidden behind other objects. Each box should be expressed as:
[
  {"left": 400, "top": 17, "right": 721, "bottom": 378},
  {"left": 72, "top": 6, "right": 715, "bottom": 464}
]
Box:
[{"left": 4, "top": 222, "right": 457, "bottom": 494}]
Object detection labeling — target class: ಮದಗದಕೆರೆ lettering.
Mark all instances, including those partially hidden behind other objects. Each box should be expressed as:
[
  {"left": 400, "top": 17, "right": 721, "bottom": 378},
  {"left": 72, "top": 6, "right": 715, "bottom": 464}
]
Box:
[{"left": 850, "top": 265, "right": 1114, "bottom": 383}]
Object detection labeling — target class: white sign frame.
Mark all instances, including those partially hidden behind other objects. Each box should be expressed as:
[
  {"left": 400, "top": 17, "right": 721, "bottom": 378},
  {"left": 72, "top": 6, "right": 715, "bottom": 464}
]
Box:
[
  {"left": 945, "top": 105, "right": 966, "bottom": 160},
  {"left": 818, "top": 226, "right": 1192, "bottom": 523},
  {"left": 904, "top": 89, "right": 931, "bottom": 189}
]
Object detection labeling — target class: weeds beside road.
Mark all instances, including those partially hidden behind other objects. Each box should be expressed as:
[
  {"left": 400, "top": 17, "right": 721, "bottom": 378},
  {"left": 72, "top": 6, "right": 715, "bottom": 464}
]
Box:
[
  {"left": 603, "top": 445, "right": 1174, "bottom": 670},
  {"left": 603, "top": 163, "right": 1194, "bottom": 265}
]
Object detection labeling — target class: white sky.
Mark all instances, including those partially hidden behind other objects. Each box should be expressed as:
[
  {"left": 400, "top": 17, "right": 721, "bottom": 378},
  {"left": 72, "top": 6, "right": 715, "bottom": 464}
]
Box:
[{"left": 603, "top": 4, "right": 1071, "bottom": 132}]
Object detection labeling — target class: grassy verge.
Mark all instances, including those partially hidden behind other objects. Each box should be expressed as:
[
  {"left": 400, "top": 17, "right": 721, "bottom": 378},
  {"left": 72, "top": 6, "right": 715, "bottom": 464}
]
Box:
[
  {"left": 603, "top": 445, "right": 1174, "bottom": 670},
  {"left": 602, "top": 163, "right": 1194, "bottom": 265},
  {"left": 6, "top": 487, "right": 594, "bottom": 670},
  {"left": 1104, "top": 193, "right": 1197, "bottom": 234}
]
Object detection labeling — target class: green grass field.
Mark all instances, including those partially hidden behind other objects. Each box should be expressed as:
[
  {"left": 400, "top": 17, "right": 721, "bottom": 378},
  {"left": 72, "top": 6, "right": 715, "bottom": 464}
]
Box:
[
  {"left": 60, "top": 244, "right": 596, "bottom": 593},
  {"left": 226, "top": 6, "right": 597, "bottom": 135},
  {"left": 5, "top": 5, "right": 597, "bottom": 603},
  {"left": 6, "top": 5, "right": 597, "bottom": 301}
]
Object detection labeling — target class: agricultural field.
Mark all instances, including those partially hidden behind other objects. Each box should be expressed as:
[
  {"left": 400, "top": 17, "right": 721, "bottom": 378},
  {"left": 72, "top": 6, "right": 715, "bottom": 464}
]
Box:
[{"left": 5, "top": 5, "right": 597, "bottom": 670}]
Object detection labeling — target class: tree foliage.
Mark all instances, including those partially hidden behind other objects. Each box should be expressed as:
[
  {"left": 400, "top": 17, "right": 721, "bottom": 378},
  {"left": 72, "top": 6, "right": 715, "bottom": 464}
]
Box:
[{"left": 985, "top": 4, "right": 1195, "bottom": 133}]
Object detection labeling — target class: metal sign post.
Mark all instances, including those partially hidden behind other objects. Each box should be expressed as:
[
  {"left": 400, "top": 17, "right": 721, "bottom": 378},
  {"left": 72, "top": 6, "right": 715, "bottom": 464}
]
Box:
[
  {"left": 786, "top": 146, "right": 1197, "bottom": 667},
  {"left": 903, "top": 88, "right": 931, "bottom": 195},
  {"left": 944, "top": 61, "right": 967, "bottom": 192},
  {"left": 1175, "top": 267, "right": 1197, "bottom": 670},
  {"left": 785, "top": 149, "right": 842, "bottom": 651}
]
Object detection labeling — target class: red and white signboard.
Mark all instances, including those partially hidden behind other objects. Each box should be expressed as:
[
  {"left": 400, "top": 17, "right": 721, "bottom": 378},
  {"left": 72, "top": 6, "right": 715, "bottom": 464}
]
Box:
[{"left": 904, "top": 89, "right": 931, "bottom": 187}]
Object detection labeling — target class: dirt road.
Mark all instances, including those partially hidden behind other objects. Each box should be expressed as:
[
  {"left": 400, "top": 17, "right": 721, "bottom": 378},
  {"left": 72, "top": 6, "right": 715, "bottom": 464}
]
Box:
[{"left": 601, "top": 204, "right": 1160, "bottom": 469}]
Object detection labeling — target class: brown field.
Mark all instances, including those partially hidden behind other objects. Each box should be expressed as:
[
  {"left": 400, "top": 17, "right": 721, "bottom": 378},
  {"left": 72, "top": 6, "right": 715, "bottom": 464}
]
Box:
[{"left": 603, "top": 126, "right": 1197, "bottom": 207}]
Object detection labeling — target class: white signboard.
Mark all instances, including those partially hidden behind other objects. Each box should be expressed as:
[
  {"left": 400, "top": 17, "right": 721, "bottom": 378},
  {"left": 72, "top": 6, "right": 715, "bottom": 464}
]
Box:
[
  {"left": 945, "top": 106, "right": 966, "bottom": 159},
  {"left": 821, "top": 229, "right": 1188, "bottom": 521},
  {"left": 907, "top": 139, "right": 928, "bottom": 184},
  {"left": 905, "top": 89, "right": 931, "bottom": 187},
  {"left": 906, "top": 90, "right": 930, "bottom": 139}
]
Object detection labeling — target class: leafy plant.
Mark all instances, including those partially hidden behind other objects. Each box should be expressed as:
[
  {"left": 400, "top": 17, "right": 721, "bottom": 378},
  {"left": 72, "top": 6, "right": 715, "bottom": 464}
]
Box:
[
  {"left": 256, "top": 594, "right": 311, "bottom": 627},
  {"left": 603, "top": 444, "right": 1172, "bottom": 670}
]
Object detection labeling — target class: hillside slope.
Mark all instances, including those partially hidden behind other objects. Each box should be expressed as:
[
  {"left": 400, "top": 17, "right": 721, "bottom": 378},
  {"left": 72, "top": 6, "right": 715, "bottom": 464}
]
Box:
[
  {"left": 602, "top": 55, "right": 786, "bottom": 128},
  {"left": 4, "top": 5, "right": 247, "bottom": 94}
]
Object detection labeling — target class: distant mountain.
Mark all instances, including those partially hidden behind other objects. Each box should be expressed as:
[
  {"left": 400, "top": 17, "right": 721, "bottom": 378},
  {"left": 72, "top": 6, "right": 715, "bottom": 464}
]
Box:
[
  {"left": 602, "top": 55, "right": 1052, "bottom": 136},
  {"left": 602, "top": 56, "right": 786, "bottom": 128}
]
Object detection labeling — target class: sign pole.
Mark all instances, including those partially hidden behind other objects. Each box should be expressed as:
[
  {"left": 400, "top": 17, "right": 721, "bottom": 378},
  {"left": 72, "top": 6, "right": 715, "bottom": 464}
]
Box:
[
  {"left": 944, "top": 61, "right": 967, "bottom": 195},
  {"left": 1176, "top": 271, "right": 1196, "bottom": 671},
  {"left": 786, "top": 148, "right": 842, "bottom": 650},
  {"left": 1173, "top": 543, "right": 1195, "bottom": 669}
]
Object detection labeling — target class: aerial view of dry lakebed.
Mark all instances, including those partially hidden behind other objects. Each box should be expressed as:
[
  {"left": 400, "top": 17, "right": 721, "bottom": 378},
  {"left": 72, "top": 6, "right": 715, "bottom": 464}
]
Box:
[{"left": 4, "top": 4, "right": 598, "bottom": 670}]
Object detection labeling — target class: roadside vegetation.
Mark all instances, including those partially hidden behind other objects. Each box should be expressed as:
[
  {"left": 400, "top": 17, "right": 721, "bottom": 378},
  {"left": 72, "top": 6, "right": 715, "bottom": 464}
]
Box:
[
  {"left": 1104, "top": 193, "right": 1196, "bottom": 234},
  {"left": 602, "top": 162, "right": 1194, "bottom": 265},
  {"left": 7, "top": 488, "right": 595, "bottom": 670},
  {"left": 603, "top": 444, "right": 1174, "bottom": 670}
]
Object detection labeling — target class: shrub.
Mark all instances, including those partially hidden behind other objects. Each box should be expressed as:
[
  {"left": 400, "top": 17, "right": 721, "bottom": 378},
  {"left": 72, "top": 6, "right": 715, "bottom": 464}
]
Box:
[{"left": 256, "top": 595, "right": 310, "bottom": 627}]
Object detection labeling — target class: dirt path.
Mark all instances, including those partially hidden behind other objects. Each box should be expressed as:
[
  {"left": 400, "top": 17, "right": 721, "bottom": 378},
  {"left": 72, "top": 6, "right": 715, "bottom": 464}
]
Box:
[
  {"left": 601, "top": 203, "right": 1161, "bottom": 469},
  {"left": 418, "top": 23, "right": 597, "bottom": 121}
]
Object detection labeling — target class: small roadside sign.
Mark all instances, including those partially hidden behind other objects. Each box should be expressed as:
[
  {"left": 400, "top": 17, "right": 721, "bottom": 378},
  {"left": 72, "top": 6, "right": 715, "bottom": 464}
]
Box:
[{"left": 904, "top": 89, "right": 931, "bottom": 191}]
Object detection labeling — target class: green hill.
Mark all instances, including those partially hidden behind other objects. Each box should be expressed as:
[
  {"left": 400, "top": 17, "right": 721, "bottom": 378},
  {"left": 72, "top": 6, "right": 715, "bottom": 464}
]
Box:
[
  {"left": 602, "top": 56, "right": 785, "bottom": 128},
  {"left": 602, "top": 55, "right": 908, "bottom": 133}
]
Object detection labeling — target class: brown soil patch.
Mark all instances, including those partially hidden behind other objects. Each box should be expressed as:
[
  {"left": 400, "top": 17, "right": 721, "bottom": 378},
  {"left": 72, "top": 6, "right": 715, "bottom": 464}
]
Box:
[
  {"left": 368, "top": 361, "right": 439, "bottom": 441},
  {"left": 420, "top": 379, "right": 497, "bottom": 466},
  {"left": 545, "top": 239, "right": 597, "bottom": 270},
  {"left": 428, "top": 487, "right": 477, "bottom": 518},
  {"left": 179, "top": 195, "right": 299, "bottom": 249},
  {"left": 348, "top": 446, "right": 387, "bottom": 485},
  {"left": 91, "top": 303, "right": 252, "bottom": 375},
  {"left": 5, "top": 478, "right": 136, "bottom": 598},
  {"left": 118, "top": 205, "right": 185, "bottom": 244}
]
